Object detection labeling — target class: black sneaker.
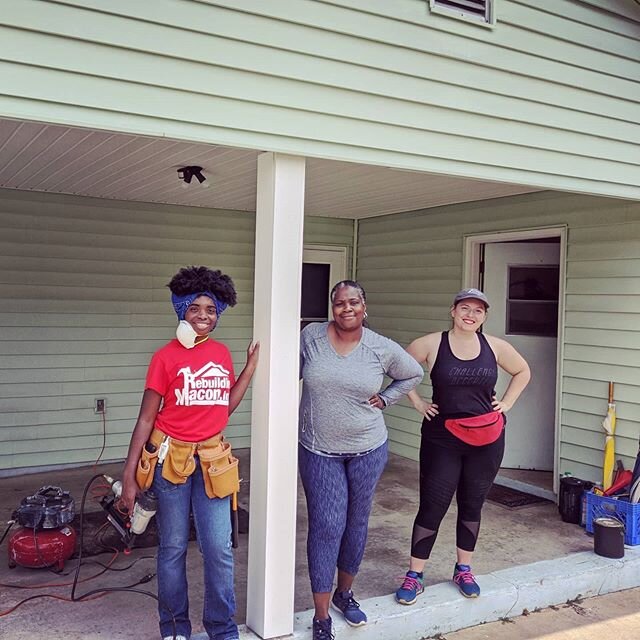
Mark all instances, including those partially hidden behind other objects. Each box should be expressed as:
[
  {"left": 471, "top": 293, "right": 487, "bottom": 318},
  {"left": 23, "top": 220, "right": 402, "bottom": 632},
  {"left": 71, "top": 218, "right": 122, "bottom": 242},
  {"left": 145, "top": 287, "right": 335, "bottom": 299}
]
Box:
[
  {"left": 312, "top": 616, "right": 335, "bottom": 640},
  {"left": 331, "top": 588, "right": 367, "bottom": 626}
]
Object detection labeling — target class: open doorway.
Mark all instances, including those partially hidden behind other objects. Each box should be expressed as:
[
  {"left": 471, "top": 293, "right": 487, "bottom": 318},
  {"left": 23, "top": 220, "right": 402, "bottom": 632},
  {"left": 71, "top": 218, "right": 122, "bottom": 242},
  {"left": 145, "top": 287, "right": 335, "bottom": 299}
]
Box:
[{"left": 464, "top": 228, "right": 567, "bottom": 497}]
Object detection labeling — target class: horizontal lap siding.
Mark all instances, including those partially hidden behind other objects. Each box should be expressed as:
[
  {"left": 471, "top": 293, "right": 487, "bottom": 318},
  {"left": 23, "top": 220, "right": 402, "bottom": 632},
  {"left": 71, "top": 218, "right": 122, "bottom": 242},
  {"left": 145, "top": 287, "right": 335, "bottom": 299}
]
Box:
[
  {"left": 0, "top": 189, "right": 352, "bottom": 471},
  {"left": 358, "top": 191, "right": 640, "bottom": 483},
  {"left": 0, "top": 0, "right": 638, "bottom": 197},
  {"left": 304, "top": 216, "right": 354, "bottom": 270}
]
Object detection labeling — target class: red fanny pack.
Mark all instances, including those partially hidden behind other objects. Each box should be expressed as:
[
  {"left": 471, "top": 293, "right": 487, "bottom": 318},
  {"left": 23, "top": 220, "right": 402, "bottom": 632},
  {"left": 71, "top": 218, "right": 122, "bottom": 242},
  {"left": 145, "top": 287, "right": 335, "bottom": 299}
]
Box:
[{"left": 444, "top": 411, "right": 505, "bottom": 446}]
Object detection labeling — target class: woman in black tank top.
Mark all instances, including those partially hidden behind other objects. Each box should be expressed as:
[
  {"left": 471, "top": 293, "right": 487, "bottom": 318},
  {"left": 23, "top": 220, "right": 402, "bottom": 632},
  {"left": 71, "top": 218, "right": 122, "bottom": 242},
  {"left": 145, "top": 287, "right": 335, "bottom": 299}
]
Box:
[{"left": 395, "top": 288, "right": 530, "bottom": 604}]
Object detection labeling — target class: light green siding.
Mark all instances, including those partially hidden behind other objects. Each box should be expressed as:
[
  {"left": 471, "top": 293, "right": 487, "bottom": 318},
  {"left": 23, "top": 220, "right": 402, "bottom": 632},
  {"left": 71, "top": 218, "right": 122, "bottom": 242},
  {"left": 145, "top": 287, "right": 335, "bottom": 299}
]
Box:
[
  {"left": 358, "top": 191, "right": 640, "bottom": 483},
  {"left": 0, "top": 0, "right": 638, "bottom": 198},
  {"left": 0, "top": 189, "right": 353, "bottom": 471},
  {"left": 304, "top": 216, "right": 354, "bottom": 270}
]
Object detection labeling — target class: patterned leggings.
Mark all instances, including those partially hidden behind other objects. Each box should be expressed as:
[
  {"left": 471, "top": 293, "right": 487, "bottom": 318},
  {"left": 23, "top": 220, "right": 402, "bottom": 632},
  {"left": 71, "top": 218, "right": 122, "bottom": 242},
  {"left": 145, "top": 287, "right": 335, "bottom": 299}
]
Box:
[
  {"left": 411, "top": 429, "right": 505, "bottom": 559},
  {"left": 298, "top": 441, "right": 388, "bottom": 593}
]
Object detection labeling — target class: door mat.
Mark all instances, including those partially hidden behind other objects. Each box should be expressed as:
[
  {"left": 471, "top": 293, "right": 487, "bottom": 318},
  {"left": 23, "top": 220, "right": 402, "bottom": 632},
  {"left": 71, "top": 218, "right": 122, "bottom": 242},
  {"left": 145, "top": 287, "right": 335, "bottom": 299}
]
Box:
[
  {"left": 487, "top": 484, "right": 552, "bottom": 509},
  {"left": 71, "top": 507, "right": 249, "bottom": 557}
]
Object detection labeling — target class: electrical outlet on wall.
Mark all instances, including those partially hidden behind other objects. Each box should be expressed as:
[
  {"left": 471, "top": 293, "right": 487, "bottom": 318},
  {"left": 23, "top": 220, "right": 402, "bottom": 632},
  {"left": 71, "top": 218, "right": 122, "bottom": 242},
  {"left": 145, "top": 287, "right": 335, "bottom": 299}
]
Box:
[{"left": 95, "top": 398, "right": 106, "bottom": 414}]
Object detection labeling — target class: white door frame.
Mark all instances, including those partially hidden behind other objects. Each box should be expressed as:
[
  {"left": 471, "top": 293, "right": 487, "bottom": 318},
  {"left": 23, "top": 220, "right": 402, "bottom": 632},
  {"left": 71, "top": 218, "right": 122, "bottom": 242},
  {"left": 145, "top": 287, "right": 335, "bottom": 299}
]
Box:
[{"left": 462, "top": 226, "right": 567, "bottom": 495}]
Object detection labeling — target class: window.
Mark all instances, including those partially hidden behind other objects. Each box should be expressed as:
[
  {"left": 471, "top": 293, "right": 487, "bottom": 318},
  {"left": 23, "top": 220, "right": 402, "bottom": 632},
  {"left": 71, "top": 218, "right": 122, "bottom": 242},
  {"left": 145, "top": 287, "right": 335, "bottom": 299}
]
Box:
[
  {"left": 506, "top": 266, "right": 559, "bottom": 337},
  {"left": 300, "top": 263, "right": 331, "bottom": 329},
  {"left": 429, "top": 0, "right": 495, "bottom": 27},
  {"left": 300, "top": 246, "right": 348, "bottom": 330}
]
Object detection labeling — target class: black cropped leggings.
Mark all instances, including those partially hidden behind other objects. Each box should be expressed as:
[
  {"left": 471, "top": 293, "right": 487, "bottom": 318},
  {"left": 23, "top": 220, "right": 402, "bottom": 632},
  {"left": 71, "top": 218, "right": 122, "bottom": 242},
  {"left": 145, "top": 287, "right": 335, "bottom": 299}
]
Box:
[{"left": 410, "top": 427, "right": 505, "bottom": 560}]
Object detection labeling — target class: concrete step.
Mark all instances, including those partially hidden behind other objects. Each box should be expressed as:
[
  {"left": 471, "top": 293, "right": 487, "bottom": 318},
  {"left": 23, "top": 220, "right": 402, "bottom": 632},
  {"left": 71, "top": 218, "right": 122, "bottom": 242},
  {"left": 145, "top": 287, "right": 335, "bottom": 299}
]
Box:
[{"left": 207, "top": 546, "right": 640, "bottom": 640}]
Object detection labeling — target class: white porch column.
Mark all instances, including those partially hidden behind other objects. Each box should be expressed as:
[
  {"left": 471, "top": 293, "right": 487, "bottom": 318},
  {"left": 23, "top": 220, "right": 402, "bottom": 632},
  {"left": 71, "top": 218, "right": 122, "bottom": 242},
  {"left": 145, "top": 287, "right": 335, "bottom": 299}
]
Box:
[{"left": 246, "top": 152, "right": 306, "bottom": 638}]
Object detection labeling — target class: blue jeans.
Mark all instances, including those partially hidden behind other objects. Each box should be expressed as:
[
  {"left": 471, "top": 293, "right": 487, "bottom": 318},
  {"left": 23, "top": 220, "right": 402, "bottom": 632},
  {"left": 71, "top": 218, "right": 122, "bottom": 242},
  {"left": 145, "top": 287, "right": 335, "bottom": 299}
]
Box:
[
  {"left": 152, "top": 461, "right": 238, "bottom": 640},
  {"left": 298, "top": 441, "right": 388, "bottom": 593}
]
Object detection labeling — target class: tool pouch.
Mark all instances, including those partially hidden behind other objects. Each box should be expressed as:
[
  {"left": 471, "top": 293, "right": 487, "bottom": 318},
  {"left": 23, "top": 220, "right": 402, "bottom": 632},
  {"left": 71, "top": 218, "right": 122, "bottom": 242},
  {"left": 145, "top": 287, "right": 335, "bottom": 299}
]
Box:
[
  {"left": 162, "top": 441, "right": 197, "bottom": 485},
  {"left": 136, "top": 446, "right": 159, "bottom": 491},
  {"left": 199, "top": 440, "right": 240, "bottom": 499}
]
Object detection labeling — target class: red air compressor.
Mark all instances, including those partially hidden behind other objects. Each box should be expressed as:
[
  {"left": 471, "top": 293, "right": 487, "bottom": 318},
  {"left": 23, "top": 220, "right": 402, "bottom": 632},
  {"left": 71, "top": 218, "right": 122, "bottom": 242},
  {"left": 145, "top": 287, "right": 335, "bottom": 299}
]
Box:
[{"left": 7, "top": 486, "right": 76, "bottom": 572}]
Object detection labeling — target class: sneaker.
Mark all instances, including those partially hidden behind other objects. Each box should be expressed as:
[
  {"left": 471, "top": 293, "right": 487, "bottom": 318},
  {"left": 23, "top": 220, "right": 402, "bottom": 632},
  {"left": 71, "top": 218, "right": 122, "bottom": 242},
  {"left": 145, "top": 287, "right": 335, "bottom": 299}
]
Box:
[
  {"left": 331, "top": 589, "right": 367, "bottom": 626},
  {"left": 312, "top": 617, "right": 335, "bottom": 640},
  {"left": 453, "top": 563, "right": 480, "bottom": 598},
  {"left": 162, "top": 636, "right": 188, "bottom": 640},
  {"left": 395, "top": 570, "right": 424, "bottom": 605}
]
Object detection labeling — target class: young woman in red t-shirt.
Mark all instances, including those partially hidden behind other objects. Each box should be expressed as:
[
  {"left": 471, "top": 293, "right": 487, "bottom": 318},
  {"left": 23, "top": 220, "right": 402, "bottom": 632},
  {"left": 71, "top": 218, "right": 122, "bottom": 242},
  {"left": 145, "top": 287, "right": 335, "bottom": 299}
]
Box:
[{"left": 121, "top": 266, "right": 259, "bottom": 640}]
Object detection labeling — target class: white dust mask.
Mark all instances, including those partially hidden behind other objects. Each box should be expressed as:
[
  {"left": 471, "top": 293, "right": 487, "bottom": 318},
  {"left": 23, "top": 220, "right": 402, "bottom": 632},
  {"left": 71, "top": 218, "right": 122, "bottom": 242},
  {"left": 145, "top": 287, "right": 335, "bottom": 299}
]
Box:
[{"left": 176, "top": 320, "right": 199, "bottom": 349}]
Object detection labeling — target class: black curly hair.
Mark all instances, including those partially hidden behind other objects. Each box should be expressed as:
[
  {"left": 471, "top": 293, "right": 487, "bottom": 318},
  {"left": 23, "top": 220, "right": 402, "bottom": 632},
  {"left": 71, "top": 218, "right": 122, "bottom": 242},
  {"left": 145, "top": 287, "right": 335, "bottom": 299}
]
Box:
[{"left": 167, "top": 266, "right": 237, "bottom": 307}]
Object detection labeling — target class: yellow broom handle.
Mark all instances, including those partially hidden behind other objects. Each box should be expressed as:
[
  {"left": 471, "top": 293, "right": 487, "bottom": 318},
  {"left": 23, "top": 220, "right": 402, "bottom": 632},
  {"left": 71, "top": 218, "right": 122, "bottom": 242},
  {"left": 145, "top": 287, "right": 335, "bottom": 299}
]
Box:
[{"left": 608, "top": 381, "right": 615, "bottom": 404}]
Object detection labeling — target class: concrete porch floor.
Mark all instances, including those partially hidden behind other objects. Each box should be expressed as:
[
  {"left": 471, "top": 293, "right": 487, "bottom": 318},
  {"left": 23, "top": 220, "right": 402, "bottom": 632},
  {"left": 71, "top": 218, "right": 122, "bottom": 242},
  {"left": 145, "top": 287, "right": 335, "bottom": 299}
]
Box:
[{"left": 0, "top": 450, "right": 618, "bottom": 640}]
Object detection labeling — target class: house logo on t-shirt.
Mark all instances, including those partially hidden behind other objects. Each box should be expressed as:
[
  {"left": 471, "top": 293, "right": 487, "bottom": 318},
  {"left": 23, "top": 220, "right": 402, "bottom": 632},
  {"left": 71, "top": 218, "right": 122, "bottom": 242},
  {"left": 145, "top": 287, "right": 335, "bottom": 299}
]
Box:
[{"left": 175, "top": 362, "right": 231, "bottom": 406}]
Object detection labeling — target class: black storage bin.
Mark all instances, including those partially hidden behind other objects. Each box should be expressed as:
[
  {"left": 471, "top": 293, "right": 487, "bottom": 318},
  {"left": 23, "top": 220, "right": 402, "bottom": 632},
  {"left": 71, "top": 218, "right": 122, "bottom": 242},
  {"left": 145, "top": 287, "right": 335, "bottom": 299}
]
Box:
[{"left": 558, "top": 476, "right": 589, "bottom": 524}]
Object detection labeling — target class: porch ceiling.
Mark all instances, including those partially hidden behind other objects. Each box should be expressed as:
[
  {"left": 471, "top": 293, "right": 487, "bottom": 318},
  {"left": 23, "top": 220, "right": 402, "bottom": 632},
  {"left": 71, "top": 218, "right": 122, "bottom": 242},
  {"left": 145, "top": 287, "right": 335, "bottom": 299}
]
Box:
[{"left": 0, "top": 119, "right": 539, "bottom": 218}]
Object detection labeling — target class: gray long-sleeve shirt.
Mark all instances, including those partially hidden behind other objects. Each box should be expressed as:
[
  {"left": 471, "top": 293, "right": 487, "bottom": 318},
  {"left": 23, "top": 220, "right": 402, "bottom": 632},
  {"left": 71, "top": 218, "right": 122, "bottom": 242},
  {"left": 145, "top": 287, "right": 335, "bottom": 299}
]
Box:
[{"left": 299, "top": 322, "right": 424, "bottom": 454}]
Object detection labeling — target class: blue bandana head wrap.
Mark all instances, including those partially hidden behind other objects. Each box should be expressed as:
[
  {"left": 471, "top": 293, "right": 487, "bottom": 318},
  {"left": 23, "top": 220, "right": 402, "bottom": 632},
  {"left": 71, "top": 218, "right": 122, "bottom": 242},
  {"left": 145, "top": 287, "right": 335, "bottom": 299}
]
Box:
[{"left": 171, "top": 291, "right": 228, "bottom": 322}]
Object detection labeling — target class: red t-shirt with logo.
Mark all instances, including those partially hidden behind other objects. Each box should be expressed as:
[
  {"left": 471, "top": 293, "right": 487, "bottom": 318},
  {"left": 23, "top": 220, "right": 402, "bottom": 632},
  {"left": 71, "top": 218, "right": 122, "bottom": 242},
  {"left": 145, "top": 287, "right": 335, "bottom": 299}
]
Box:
[{"left": 145, "top": 338, "right": 236, "bottom": 442}]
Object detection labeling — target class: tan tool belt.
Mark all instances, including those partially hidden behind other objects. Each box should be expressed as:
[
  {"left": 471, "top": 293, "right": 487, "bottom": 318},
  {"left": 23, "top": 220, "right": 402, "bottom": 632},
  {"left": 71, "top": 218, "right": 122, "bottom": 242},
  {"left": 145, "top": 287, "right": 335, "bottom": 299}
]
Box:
[{"left": 135, "top": 427, "right": 239, "bottom": 500}]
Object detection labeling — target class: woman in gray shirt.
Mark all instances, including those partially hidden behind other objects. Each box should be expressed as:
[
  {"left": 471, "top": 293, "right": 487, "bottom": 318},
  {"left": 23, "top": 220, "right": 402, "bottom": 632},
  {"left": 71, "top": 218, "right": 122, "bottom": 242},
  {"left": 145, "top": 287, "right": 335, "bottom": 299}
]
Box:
[{"left": 299, "top": 280, "right": 423, "bottom": 640}]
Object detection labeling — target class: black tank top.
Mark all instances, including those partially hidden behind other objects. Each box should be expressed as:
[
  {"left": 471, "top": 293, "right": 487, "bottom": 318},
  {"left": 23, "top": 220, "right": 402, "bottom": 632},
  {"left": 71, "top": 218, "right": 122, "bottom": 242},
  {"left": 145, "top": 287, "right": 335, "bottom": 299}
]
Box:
[{"left": 431, "top": 331, "right": 497, "bottom": 418}]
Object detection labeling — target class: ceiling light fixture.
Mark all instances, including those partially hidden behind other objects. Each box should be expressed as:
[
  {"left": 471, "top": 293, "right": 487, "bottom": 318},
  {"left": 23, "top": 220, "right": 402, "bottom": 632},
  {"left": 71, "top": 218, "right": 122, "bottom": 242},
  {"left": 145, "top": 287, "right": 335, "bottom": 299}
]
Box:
[{"left": 177, "top": 165, "right": 207, "bottom": 185}]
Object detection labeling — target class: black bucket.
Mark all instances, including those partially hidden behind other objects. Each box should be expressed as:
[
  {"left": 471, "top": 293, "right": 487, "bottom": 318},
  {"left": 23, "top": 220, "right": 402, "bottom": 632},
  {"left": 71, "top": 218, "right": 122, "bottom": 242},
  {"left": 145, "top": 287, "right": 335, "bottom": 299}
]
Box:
[
  {"left": 558, "top": 476, "right": 589, "bottom": 524},
  {"left": 593, "top": 517, "right": 625, "bottom": 558}
]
